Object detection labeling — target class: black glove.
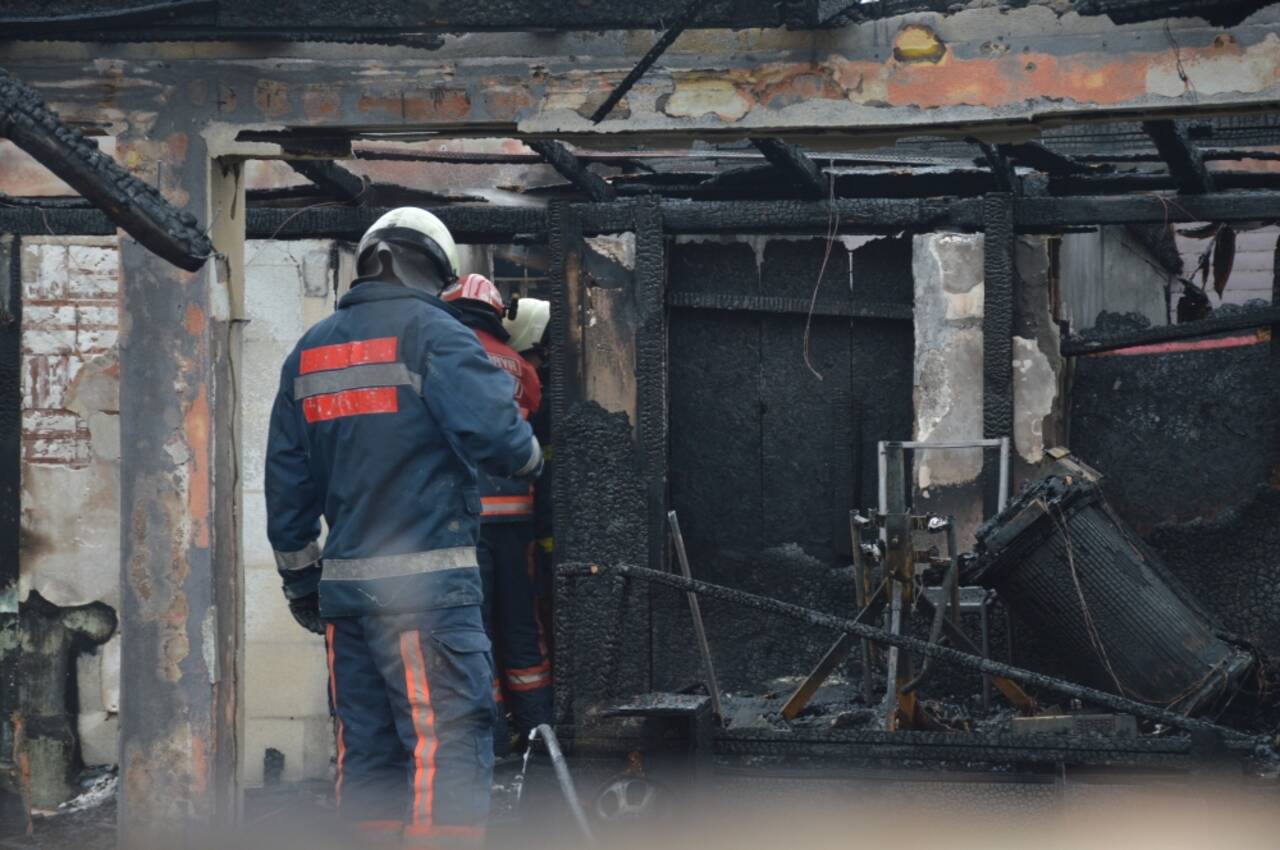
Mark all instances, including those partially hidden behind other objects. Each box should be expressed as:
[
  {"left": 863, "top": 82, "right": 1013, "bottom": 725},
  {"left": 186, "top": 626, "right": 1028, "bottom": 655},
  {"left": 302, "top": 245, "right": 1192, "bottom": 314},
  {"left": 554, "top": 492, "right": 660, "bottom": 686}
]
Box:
[{"left": 288, "top": 593, "right": 324, "bottom": 635}]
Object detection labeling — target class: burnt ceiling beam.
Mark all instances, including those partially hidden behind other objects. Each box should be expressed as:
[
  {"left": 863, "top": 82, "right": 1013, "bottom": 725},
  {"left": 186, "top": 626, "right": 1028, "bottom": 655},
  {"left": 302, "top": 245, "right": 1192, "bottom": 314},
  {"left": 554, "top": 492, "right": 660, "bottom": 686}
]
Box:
[
  {"left": 1062, "top": 305, "right": 1280, "bottom": 356},
  {"left": 1000, "top": 141, "right": 1093, "bottom": 177},
  {"left": 1142, "top": 120, "right": 1215, "bottom": 194},
  {"left": 589, "top": 0, "right": 711, "bottom": 123},
  {"left": 1049, "top": 170, "right": 1280, "bottom": 195},
  {"left": 10, "top": 191, "right": 1280, "bottom": 242},
  {"left": 0, "top": 68, "right": 211, "bottom": 270},
  {"left": 286, "top": 159, "right": 368, "bottom": 204},
  {"left": 1072, "top": 0, "right": 1270, "bottom": 27},
  {"left": 0, "top": 0, "right": 215, "bottom": 36},
  {"left": 749, "top": 138, "right": 828, "bottom": 201},
  {"left": 969, "top": 140, "right": 1019, "bottom": 194},
  {"left": 527, "top": 141, "right": 617, "bottom": 202},
  {"left": 0, "top": 0, "right": 799, "bottom": 38}
]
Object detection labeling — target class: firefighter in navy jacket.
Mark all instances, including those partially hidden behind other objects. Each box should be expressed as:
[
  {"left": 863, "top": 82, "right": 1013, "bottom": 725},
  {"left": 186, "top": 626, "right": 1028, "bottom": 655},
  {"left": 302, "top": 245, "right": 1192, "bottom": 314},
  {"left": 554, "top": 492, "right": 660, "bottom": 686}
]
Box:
[
  {"left": 265, "top": 208, "right": 540, "bottom": 847},
  {"left": 442, "top": 275, "right": 552, "bottom": 747}
]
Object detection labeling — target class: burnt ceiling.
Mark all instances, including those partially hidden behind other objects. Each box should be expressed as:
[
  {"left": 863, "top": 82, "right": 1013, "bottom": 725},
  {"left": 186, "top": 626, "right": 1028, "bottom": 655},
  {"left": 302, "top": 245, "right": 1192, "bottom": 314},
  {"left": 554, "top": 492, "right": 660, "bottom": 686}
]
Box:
[{"left": 0, "top": 0, "right": 1272, "bottom": 42}]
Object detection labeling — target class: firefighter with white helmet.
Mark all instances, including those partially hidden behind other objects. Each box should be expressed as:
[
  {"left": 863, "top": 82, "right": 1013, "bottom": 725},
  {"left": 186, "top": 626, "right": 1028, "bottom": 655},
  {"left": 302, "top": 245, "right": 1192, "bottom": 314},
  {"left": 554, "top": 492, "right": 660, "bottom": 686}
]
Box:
[{"left": 266, "top": 208, "right": 540, "bottom": 846}]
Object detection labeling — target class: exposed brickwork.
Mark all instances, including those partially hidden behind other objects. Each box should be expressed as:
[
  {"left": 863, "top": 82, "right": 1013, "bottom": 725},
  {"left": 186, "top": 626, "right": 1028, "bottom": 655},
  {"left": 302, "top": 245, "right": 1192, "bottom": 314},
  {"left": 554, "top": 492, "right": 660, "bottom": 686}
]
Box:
[{"left": 20, "top": 239, "right": 119, "bottom": 467}]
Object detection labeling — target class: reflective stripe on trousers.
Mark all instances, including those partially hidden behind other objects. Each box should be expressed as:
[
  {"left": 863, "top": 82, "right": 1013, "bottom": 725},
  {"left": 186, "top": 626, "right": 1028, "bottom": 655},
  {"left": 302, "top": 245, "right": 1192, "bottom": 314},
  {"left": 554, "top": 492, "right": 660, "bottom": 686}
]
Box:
[{"left": 324, "top": 607, "right": 495, "bottom": 837}]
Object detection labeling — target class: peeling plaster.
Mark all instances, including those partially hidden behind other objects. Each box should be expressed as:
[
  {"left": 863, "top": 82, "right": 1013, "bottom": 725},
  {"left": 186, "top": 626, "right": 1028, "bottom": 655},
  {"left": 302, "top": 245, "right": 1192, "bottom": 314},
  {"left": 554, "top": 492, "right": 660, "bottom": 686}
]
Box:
[
  {"left": 1012, "top": 335, "right": 1056, "bottom": 464},
  {"left": 913, "top": 233, "right": 985, "bottom": 489}
]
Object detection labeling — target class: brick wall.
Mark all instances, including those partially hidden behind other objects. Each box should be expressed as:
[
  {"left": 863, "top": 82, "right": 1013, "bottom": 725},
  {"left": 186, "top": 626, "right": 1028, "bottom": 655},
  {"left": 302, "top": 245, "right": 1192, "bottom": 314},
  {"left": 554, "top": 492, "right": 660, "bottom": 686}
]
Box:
[{"left": 21, "top": 238, "right": 119, "bottom": 467}]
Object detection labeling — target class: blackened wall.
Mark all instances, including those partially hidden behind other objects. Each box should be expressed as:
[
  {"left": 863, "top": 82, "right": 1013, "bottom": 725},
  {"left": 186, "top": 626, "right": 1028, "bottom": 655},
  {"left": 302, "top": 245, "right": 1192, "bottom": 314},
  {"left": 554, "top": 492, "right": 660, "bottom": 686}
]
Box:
[
  {"left": 1068, "top": 336, "right": 1280, "bottom": 659},
  {"left": 657, "top": 236, "right": 913, "bottom": 694}
]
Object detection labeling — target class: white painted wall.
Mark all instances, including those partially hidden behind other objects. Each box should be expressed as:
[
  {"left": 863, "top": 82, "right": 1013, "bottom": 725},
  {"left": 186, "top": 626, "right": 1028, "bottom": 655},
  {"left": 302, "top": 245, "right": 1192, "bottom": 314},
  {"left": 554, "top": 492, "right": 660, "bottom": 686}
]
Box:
[
  {"left": 1058, "top": 226, "right": 1171, "bottom": 330},
  {"left": 240, "top": 240, "right": 353, "bottom": 787}
]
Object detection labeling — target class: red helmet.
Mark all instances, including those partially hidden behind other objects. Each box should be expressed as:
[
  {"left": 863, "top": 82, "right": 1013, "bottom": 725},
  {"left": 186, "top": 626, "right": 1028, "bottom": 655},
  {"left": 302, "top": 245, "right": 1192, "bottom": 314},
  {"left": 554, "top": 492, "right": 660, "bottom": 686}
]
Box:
[{"left": 441, "top": 273, "right": 505, "bottom": 317}]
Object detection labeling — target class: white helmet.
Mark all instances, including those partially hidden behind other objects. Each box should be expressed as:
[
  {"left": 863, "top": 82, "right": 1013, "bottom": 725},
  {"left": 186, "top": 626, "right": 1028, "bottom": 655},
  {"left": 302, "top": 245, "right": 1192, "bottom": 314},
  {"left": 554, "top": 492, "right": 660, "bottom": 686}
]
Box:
[
  {"left": 504, "top": 297, "right": 550, "bottom": 353},
  {"left": 357, "top": 207, "right": 460, "bottom": 284}
]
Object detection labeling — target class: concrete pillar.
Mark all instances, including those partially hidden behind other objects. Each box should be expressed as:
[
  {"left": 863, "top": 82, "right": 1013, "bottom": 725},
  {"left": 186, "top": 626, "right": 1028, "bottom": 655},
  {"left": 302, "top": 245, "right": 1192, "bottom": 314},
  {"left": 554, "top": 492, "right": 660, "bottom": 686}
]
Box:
[
  {"left": 117, "top": 140, "right": 243, "bottom": 842},
  {"left": 911, "top": 232, "right": 987, "bottom": 542},
  {"left": 911, "top": 232, "right": 1065, "bottom": 547}
]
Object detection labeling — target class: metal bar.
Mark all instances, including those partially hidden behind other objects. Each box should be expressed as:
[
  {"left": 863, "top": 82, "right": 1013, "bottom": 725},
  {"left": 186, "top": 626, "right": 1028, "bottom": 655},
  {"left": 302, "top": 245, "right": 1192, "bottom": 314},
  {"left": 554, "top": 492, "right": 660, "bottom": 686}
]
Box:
[
  {"left": 980, "top": 598, "right": 992, "bottom": 712},
  {"left": 565, "top": 562, "right": 1256, "bottom": 743},
  {"left": 851, "top": 511, "right": 873, "bottom": 703},
  {"left": 667, "top": 291, "right": 912, "bottom": 321},
  {"left": 998, "top": 436, "right": 1011, "bottom": 510},
  {"left": 1061, "top": 307, "right": 1280, "bottom": 356},
  {"left": 884, "top": 439, "right": 1006, "bottom": 450},
  {"left": 667, "top": 511, "right": 723, "bottom": 720},
  {"left": 588, "top": 0, "right": 710, "bottom": 123}
]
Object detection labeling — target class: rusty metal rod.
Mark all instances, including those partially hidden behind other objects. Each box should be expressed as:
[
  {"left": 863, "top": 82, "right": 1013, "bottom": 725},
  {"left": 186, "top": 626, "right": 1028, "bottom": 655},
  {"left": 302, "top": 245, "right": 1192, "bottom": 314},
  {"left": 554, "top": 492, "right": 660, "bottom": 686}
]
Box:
[{"left": 564, "top": 561, "right": 1264, "bottom": 745}]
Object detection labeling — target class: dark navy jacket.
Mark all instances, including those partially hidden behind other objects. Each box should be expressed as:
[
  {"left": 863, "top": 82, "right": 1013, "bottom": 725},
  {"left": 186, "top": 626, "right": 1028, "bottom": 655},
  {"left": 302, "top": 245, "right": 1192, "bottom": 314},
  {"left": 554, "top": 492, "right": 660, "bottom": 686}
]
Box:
[{"left": 265, "top": 282, "right": 541, "bottom": 618}]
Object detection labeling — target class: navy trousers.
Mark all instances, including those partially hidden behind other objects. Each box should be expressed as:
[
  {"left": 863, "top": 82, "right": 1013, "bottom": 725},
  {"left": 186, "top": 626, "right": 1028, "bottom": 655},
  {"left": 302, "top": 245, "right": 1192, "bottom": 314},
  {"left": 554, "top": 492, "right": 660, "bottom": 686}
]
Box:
[
  {"left": 324, "top": 605, "right": 495, "bottom": 846},
  {"left": 478, "top": 522, "right": 553, "bottom": 736}
]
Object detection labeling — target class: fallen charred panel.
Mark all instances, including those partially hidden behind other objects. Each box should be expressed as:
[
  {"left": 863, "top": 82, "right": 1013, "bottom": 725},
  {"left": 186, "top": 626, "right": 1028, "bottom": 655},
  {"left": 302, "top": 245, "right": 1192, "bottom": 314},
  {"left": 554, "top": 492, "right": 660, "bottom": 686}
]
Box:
[{"left": 968, "top": 471, "right": 1258, "bottom": 717}]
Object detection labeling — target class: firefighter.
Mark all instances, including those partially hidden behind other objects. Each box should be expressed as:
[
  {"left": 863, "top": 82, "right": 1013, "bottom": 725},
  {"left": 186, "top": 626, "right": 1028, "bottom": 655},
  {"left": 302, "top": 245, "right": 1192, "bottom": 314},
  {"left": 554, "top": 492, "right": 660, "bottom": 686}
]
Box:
[
  {"left": 265, "top": 209, "right": 541, "bottom": 847},
  {"left": 441, "top": 276, "right": 553, "bottom": 746},
  {"left": 502, "top": 297, "right": 554, "bottom": 668}
]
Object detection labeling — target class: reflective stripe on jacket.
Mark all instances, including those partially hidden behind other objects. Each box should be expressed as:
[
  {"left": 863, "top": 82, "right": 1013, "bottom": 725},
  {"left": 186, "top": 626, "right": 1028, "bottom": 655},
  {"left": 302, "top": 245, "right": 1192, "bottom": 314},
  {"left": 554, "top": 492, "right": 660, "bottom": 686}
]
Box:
[
  {"left": 265, "top": 282, "right": 540, "bottom": 617},
  {"left": 471, "top": 328, "right": 543, "bottom": 524}
]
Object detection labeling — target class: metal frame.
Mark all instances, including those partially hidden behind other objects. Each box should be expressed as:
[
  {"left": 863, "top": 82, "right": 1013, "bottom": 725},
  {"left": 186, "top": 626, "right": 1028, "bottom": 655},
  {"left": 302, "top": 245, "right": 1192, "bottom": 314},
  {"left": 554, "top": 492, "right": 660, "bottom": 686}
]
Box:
[{"left": 877, "top": 438, "right": 1011, "bottom": 515}]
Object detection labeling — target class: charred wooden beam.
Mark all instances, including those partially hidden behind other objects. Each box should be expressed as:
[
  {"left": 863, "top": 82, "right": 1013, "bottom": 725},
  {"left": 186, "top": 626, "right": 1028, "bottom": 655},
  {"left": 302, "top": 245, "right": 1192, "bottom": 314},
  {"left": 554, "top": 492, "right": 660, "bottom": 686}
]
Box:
[
  {"left": 0, "top": 68, "right": 211, "bottom": 270},
  {"left": 983, "top": 194, "right": 1016, "bottom": 441},
  {"left": 0, "top": 0, "right": 215, "bottom": 36},
  {"left": 8, "top": 191, "right": 1280, "bottom": 244},
  {"left": 750, "top": 138, "right": 828, "bottom": 201},
  {"left": 0, "top": 240, "right": 20, "bottom": 832},
  {"left": 0, "top": 0, "right": 796, "bottom": 38},
  {"left": 971, "top": 141, "right": 1018, "bottom": 194},
  {"left": 1000, "top": 141, "right": 1092, "bottom": 177},
  {"left": 1073, "top": 0, "right": 1269, "bottom": 27},
  {"left": 1050, "top": 170, "right": 1280, "bottom": 195},
  {"left": 1061, "top": 305, "right": 1280, "bottom": 356},
  {"left": 588, "top": 0, "right": 711, "bottom": 124},
  {"left": 528, "top": 141, "right": 617, "bottom": 203},
  {"left": 287, "top": 159, "right": 368, "bottom": 204},
  {"left": 1143, "top": 120, "right": 1215, "bottom": 194},
  {"left": 1016, "top": 192, "right": 1280, "bottom": 227}
]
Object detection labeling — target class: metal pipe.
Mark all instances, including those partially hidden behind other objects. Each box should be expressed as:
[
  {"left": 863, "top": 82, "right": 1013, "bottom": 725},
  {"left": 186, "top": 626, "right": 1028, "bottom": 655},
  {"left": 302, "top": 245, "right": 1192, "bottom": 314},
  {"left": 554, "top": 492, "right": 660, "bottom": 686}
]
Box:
[
  {"left": 998, "top": 437, "right": 1011, "bottom": 510},
  {"left": 530, "top": 724, "right": 596, "bottom": 845},
  {"left": 564, "top": 562, "right": 1265, "bottom": 745},
  {"left": 668, "top": 511, "right": 724, "bottom": 720}
]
